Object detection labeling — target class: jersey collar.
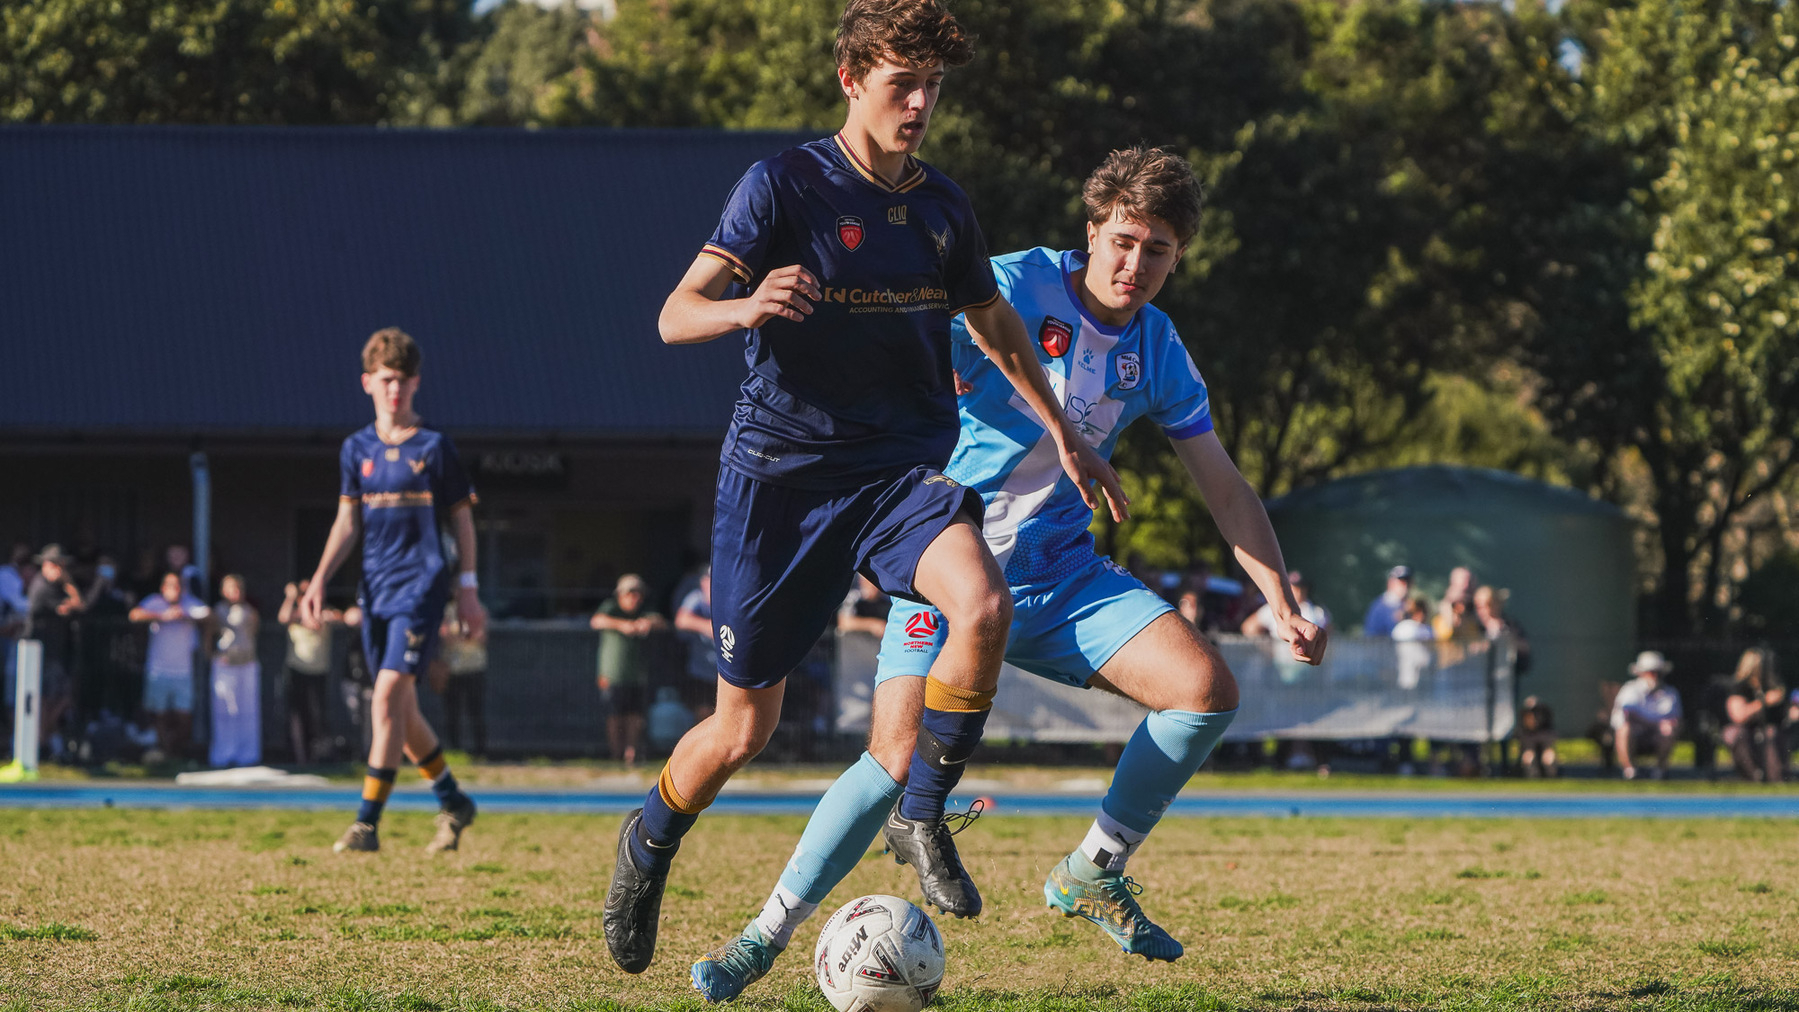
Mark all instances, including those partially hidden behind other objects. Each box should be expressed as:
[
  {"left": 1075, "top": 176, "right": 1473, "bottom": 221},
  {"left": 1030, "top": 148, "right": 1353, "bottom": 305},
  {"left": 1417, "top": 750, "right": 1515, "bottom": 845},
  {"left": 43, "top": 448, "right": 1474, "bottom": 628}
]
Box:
[
  {"left": 1060, "top": 250, "right": 1133, "bottom": 338},
  {"left": 832, "top": 133, "right": 927, "bottom": 193}
]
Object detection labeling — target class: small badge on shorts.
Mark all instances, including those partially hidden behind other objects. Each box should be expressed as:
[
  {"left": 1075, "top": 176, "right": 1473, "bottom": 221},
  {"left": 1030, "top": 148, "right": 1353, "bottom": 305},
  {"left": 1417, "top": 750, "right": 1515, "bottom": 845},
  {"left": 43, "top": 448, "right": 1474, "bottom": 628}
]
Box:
[
  {"left": 903, "top": 612, "right": 939, "bottom": 651},
  {"left": 1039, "top": 316, "right": 1073, "bottom": 358},
  {"left": 923, "top": 474, "right": 959, "bottom": 488}
]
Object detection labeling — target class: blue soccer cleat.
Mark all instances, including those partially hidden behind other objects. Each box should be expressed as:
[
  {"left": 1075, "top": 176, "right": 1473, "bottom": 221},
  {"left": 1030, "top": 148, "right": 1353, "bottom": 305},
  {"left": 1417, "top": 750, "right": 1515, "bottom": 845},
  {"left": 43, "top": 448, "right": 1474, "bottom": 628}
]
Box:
[
  {"left": 1044, "top": 853, "right": 1185, "bottom": 962},
  {"left": 691, "top": 924, "right": 782, "bottom": 1003}
]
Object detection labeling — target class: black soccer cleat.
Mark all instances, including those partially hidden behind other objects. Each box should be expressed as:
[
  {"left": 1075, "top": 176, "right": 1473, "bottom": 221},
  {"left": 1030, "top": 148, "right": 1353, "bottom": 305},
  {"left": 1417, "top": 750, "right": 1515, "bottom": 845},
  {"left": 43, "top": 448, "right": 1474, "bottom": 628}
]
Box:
[
  {"left": 604, "top": 808, "right": 672, "bottom": 973},
  {"left": 882, "top": 805, "right": 983, "bottom": 919}
]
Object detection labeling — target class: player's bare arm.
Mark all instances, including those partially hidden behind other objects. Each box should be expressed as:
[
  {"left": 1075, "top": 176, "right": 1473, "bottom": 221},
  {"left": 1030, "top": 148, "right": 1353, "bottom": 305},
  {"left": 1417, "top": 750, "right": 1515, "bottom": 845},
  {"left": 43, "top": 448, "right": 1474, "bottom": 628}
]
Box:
[
  {"left": 659, "top": 256, "right": 822, "bottom": 345},
  {"left": 1174, "top": 431, "right": 1326, "bottom": 664},
  {"left": 299, "top": 498, "right": 360, "bottom": 630},
  {"left": 448, "top": 501, "right": 485, "bottom": 641},
  {"left": 961, "top": 297, "right": 1130, "bottom": 521}
]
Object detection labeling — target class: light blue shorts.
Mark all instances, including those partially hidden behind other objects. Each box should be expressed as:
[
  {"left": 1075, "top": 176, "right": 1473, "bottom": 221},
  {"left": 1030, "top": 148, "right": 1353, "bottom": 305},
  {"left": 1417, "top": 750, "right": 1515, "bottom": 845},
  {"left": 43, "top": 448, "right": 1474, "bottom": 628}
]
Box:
[
  {"left": 144, "top": 667, "right": 194, "bottom": 713},
  {"left": 876, "top": 555, "right": 1174, "bottom": 688}
]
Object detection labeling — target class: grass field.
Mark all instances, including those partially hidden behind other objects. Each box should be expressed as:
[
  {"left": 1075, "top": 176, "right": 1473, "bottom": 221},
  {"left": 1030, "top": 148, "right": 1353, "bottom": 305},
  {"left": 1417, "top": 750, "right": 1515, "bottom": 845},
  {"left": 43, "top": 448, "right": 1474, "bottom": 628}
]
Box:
[{"left": 3, "top": 808, "right": 1798, "bottom": 1011}]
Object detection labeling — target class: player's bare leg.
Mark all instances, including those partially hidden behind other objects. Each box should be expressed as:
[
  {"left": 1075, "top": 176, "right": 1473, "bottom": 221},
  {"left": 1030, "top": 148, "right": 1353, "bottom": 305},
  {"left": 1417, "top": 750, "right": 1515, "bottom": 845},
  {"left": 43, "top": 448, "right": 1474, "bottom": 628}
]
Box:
[
  {"left": 335, "top": 668, "right": 412, "bottom": 853},
  {"left": 1045, "top": 612, "right": 1238, "bottom": 960},
  {"left": 399, "top": 693, "right": 476, "bottom": 852},
  {"left": 607, "top": 680, "right": 785, "bottom": 973},
  {"left": 884, "top": 515, "right": 1011, "bottom": 917}
]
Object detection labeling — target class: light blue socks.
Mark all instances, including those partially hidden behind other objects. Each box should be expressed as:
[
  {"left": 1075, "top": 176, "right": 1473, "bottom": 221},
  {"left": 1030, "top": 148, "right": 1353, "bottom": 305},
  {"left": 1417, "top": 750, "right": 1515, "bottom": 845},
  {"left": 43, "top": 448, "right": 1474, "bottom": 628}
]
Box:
[
  {"left": 1080, "top": 708, "right": 1237, "bottom": 871},
  {"left": 752, "top": 750, "right": 903, "bottom": 947}
]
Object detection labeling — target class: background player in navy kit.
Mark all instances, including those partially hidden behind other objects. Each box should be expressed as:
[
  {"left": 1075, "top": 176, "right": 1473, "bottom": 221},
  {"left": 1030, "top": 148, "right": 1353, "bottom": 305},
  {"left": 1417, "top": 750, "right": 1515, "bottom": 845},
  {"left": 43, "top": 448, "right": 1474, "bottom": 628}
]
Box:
[
  {"left": 299, "top": 328, "right": 486, "bottom": 855},
  {"left": 603, "top": 0, "right": 1128, "bottom": 977}
]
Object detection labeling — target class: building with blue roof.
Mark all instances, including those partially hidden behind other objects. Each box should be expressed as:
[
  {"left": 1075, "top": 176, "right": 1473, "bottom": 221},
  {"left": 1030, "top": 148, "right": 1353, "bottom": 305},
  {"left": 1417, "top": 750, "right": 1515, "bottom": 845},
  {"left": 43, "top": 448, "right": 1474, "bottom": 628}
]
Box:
[{"left": 0, "top": 125, "right": 810, "bottom": 614}]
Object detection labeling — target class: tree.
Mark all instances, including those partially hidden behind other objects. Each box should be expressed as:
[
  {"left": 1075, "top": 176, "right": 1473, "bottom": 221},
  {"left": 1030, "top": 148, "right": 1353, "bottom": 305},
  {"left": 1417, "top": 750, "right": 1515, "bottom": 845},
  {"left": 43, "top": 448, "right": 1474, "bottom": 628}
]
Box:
[{"left": 0, "top": 0, "right": 474, "bottom": 124}]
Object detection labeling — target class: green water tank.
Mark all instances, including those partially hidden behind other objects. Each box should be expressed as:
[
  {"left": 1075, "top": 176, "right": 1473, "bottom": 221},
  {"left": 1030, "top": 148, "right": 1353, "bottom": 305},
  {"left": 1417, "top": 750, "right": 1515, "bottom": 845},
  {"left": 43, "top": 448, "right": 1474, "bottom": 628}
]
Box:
[{"left": 1264, "top": 465, "right": 1636, "bottom": 733}]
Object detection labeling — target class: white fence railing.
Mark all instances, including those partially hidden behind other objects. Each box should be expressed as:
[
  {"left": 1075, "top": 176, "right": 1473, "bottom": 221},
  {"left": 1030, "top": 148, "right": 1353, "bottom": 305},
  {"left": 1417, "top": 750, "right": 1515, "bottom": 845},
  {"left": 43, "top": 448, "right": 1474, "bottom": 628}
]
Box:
[{"left": 835, "top": 633, "right": 1516, "bottom": 745}]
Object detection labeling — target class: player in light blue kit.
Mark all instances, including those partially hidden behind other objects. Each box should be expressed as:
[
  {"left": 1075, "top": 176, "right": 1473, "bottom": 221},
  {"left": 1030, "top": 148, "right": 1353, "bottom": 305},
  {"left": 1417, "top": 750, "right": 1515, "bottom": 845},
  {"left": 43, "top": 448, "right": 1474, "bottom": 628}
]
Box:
[{"left": 692, "top": 147, "right": 1327, "bottom": 999}]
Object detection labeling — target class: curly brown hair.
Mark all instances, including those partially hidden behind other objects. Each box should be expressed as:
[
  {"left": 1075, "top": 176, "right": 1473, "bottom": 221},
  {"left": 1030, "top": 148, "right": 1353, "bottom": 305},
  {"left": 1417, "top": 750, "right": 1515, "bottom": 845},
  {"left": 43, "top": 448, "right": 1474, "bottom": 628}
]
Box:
[
  {"left": 1082, "top": 147, "right": 1205, "bottom": 246},
  {"left": 835, "top": 0, "right": 975, "bottom": 82},
  {"left": 362, "top": 327, "right": 421, "bottom": 377}
]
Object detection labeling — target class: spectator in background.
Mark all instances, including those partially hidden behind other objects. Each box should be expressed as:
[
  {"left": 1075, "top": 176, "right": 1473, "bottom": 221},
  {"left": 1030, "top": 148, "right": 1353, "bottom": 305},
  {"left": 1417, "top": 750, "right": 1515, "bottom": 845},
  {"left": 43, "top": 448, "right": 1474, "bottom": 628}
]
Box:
[
  {"left": 84, "top": 555, "right": 129, "bottom": 616},
  {"left": 591, "top": 574, "right": 665, "bottom": 766},
  {"left": 1432, "top": 596, "right": 1480, "bottom": 644},
  {"left": 437, "top": 600, "right": 488, "bottom": 756},
  {"left": 340, "top": 606, "right": 374, "bottom": 757},
  {"left": 1391, "top": 597, "right": 1435, "bottom": 690},
  {"left": 0, "top": 543, "right": 30, "bottom": 715},
  {"left": 1176, "top": 589, "right": 1204, "bottom": 631},
  {"left": 1473, "top": 586, "right": 1531, "bottom": 676},
  {"left": 1517, "top": 695, "right": 1558, "bottom": 777},
  {"left": 130, "top": 570, "right": 207, "bottom": 761},
  {"left": 838, "top": 574, "right": 891, "bottom": 636},
  {"left": 27, "top": 545, "right": 86, "bottom": 758},
  {"left": 280, "top": 579, "right": 337, "bottom": 764},
  {"left": 673, "top": 567, "right": 718, "bottom": 721},
  {"left": 1722, "top": 647, "right": 1784, "bottom": 782},
  {"left": 208, "top": 574, "right": 260, "bottom": 768},
  {"left": 1612, "top": 650, "right": 1682, "bottom": 780},
  {"left": 1241, "top": 571, "right": 1330, "bottom": 638},
  {"left": 166, "top": 544, "right": 204, "bottom": 600},
  {"left": 1362, "top": 565, "right": 1412, "bottom": 638}
]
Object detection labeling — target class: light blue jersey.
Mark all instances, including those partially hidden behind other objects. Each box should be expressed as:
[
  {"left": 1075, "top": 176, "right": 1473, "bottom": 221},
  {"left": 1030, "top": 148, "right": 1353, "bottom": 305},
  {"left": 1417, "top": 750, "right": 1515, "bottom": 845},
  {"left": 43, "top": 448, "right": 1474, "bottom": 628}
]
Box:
[
  {"left": 879, "top": 248, "right": 1213, "bottom": 686},
  {"left": 947, "top": 247, "right": 1213, "bottom": 586}
]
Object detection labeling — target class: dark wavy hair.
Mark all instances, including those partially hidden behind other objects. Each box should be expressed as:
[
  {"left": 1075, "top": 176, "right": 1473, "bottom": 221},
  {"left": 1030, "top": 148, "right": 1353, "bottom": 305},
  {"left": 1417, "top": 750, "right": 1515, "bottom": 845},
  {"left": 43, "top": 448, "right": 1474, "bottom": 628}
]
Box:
[
  {"left": 1082, "top": 147, "right": 1205, "bottom": 246},
  {"left": 835, "top": 0, "right": 975, "bottom": 82}
]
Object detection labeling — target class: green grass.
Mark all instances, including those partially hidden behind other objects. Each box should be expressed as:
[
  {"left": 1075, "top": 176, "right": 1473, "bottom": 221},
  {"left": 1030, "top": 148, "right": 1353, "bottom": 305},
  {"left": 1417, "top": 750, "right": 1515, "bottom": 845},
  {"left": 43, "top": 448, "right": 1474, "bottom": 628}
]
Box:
[{"left": 2, "top": 809, "right": 1799, "bottom": 1010}]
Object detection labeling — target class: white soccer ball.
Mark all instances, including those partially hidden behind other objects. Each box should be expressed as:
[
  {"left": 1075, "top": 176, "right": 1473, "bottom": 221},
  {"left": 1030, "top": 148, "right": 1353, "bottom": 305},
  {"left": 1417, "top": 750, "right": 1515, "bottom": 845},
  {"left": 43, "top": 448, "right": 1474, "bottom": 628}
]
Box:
[{"left": 813, "top": 893, "right": 945, "bottom": 1012}]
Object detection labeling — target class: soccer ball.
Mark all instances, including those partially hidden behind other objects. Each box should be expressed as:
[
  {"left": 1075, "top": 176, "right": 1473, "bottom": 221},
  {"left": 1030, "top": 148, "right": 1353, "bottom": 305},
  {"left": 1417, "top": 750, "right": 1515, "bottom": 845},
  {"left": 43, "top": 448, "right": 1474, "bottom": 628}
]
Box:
[{"left": 813, "top": 894, "right": 945, "bottom": 1012}]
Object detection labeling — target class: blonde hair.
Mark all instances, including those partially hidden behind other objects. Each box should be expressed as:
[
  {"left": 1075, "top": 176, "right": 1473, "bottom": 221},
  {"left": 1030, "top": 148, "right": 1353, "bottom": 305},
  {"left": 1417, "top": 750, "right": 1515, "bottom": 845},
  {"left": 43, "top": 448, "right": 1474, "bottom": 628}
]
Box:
[{"left": 1733, "top": 648, "right": 1769, "bottom": 692}]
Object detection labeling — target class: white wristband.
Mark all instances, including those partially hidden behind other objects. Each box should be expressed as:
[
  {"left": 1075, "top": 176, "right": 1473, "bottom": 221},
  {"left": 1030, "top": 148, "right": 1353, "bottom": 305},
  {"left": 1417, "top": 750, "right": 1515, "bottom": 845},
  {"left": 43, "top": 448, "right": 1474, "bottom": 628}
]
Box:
[{"left": 458, "top": 571, "right": 478, "bottom": 589}]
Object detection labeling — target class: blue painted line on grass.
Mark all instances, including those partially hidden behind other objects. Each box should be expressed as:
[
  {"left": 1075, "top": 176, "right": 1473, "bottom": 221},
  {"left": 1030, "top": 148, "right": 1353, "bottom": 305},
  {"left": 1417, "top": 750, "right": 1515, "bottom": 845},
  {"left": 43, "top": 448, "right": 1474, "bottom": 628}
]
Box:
[{"left": 1, "top": 782, "right": 1796, "bottom": 818}]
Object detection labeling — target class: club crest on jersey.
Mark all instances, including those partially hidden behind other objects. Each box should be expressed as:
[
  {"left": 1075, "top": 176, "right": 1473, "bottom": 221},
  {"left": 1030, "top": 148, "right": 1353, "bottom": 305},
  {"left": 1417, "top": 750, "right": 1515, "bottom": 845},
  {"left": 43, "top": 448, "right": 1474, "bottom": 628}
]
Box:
[
  {"left": 1039, "top": 316, "right": 1073, "bottom": 358},
  {"left": 1116, "top": 352, "right": 1142, "bottom": 390},
  {"left": 408, "top": 458, "right": 427, "bottom": 474},
  {"left": 361, "top": 459, "right": 375, "bottom": 478},
  {"left": 837, "top": 215, "right": 865, "bottom": 251}
]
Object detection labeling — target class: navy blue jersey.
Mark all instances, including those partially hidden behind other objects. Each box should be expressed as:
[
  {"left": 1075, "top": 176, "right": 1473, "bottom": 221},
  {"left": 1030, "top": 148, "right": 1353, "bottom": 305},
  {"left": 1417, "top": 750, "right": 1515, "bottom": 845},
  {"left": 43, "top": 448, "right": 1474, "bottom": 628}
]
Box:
[
  {"left": 699, "top": 134, "right": 1001, "bottom": 490},
  {"left": 338, "top": 424, "right": 476, "bottom": 617}
]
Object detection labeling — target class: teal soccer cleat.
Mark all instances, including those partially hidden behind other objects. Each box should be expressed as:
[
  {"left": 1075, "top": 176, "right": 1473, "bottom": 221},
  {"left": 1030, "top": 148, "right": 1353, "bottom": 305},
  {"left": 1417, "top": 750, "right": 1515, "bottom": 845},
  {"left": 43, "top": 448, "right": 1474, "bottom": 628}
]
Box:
[
  {"left": 1044, "top": 853, "right": 1185, "bottom": 962},
  {"left": 691, "top": 924, "right": 782, "bottom": 1003}
]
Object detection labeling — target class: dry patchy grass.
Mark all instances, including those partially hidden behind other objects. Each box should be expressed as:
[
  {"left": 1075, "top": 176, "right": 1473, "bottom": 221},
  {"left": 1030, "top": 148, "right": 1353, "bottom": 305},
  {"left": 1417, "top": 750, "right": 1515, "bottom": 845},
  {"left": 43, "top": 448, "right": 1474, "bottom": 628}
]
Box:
[{"left": 1, "top": 810, "right": 1797, "bottom": 1010}]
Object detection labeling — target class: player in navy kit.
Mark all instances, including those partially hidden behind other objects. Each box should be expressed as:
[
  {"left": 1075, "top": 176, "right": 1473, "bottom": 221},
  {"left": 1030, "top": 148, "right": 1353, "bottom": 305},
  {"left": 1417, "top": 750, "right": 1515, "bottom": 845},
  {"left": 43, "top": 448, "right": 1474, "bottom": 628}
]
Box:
[
  {"left": 603, "top": 0, "right": 1127, "bottom": 977},
  {"left": 300, "top": 328, "right": 486, "bottom": 855}
]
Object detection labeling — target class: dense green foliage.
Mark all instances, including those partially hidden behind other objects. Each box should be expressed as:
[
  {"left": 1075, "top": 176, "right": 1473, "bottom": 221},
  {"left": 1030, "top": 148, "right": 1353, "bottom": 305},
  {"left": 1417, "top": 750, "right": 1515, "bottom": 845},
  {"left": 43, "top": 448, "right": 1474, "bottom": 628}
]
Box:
[{"left": 2, "top": 0, "right": 1794, "bottom": 633}]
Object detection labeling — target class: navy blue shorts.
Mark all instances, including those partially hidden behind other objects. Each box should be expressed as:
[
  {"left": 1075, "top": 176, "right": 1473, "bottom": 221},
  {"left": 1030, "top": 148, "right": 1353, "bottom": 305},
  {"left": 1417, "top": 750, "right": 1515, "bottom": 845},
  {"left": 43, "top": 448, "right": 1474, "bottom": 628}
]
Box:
[
  {"left": 709, "top": 464, "right": 982, "bottom": 690},
  {"left": 362, "top": 596, "right": 445, "bottom": 678}
]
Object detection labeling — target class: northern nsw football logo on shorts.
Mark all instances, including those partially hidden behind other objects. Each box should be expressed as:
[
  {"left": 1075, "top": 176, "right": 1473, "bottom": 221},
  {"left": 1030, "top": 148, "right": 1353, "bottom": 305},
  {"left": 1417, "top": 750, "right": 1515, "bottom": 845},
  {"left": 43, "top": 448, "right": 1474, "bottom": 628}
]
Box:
[
  {"left": 837, "top": 216, "right": 865, "bottom": 251},
  {"left": 717, "top": 625, "right": 736, "bottom": 663},
  {"left": 903, "top": 612, "right": 939, "bottom": 651},
  {"left": 1039, "top": 316, "right": 1073, "bottom": 358}
]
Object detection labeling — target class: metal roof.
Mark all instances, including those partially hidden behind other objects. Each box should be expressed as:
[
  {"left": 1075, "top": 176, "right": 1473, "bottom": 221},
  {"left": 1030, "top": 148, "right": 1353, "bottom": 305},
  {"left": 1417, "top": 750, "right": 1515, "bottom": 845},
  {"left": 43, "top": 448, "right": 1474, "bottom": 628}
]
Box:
[{"left": 0, "top": 125, "right": 813, "bottom": 440}]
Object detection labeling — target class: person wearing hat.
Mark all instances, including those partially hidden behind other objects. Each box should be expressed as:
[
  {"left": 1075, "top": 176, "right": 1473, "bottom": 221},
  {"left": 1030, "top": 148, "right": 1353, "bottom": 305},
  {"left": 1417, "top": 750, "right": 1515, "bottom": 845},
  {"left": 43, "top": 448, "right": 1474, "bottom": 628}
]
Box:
[
  {"left": 592, "top": 574, "right": 667, "bottom": 766},
  {"left": 1611, "top": 650, "right": 1683, "bottom": 779},
  {"left": 1362, "top": 565, "right": 1413, "bottom": 638},
  {"left": 24, "top": 545, "right": 86, "bottom": 756}
]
